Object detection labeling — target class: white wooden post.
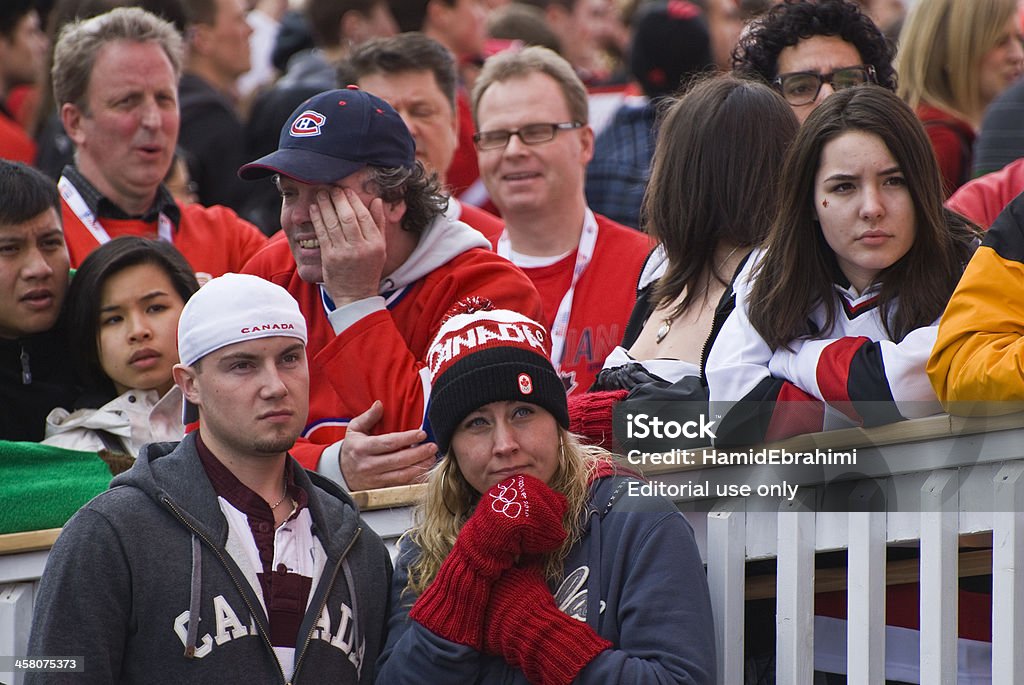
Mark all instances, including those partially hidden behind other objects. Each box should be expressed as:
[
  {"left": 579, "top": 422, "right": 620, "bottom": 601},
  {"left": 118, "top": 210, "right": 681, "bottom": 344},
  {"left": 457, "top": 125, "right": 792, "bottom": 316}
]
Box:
[
  {"left": 776, "top": 489, "right": 815, "bottom": 685},
  {"left": 847, "top": 481, "right": 886, "bottom": 685},
  {"left": 707, "top": 498, "right": 746, "bottom": 685},
  {"left": 920, "top": 470, "right": 958, "bottom": 684},
  {"left": 0, "top": 582, "right": 35, "bottom": 685},
  {"left": 992, "top": 462, "right": 1024, "bottom": 684}
]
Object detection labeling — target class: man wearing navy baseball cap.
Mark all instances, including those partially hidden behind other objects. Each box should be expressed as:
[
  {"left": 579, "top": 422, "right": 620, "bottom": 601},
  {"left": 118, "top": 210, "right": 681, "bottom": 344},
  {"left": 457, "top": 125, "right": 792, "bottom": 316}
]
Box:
[{"left": 238, "top": 87, "right": 542, "bottom": 491}]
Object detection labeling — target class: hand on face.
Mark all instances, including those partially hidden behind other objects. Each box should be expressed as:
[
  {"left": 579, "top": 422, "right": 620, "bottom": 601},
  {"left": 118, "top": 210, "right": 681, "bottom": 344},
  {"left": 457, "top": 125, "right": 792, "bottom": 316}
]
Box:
[
  {"left": 461, "top": 473, "right": 569, "bottom": 567},
  {"left": 309, "top": 186, "right": 388, "bottom": 307}
]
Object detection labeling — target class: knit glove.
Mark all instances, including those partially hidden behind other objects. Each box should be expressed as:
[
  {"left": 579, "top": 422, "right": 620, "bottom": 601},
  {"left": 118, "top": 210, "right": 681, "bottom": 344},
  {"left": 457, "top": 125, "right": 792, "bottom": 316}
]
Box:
[
  {"left": 409, "top": 474, "right": 568, "bottom": 649},
  {"left": 484, "top": 564, "right": 612, "bottom": 685},
  {"left": 568, "top": 389, "right": 628, "bottom": 450}
]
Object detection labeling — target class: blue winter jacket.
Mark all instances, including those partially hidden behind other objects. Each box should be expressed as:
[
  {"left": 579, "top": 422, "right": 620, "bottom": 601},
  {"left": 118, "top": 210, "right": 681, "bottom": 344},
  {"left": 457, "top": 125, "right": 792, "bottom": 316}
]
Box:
[{"left": 375, "top": 474, "right": 716, "bottom": 684}]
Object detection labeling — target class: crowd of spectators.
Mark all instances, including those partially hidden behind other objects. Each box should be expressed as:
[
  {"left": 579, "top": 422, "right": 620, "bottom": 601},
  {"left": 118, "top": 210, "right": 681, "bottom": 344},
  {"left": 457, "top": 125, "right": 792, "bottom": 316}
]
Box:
[{"left": 4, "top": 0, "right": 1024, "bottom": 682}]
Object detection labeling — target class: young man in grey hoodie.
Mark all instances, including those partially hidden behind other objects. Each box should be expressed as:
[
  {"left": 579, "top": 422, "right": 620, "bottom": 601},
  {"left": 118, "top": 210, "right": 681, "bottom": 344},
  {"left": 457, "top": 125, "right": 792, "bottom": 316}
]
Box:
[{"left": 27, "top": 273, "right": 391, "bottom": 684}]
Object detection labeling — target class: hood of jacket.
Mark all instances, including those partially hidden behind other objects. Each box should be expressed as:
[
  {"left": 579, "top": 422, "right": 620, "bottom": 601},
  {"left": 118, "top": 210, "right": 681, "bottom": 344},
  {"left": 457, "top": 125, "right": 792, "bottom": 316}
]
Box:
[{"left": 379, "top": 212, "right": 491, "bottom": 293}]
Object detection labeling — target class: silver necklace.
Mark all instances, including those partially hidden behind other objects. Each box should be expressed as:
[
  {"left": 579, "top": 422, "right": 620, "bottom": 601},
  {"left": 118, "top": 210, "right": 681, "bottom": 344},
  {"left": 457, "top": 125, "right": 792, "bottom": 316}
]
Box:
[{"left": 655, "top": 246, "right": 740, "bottom": 344}]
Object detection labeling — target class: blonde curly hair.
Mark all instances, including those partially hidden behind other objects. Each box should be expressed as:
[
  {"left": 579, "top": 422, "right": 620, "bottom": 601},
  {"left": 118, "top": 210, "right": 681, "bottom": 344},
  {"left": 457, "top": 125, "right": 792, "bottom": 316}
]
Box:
[{"left": 403, "top": 427, "right": 616, "bottom": 595}]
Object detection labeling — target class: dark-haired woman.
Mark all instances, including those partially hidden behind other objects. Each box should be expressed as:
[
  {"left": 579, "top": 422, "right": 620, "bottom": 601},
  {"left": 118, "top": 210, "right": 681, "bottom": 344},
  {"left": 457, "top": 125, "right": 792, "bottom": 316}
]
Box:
[
  {"left": 706, "top": 85, "right": 979, "bottom": 445},
  {"left": 571, "top": 74, "right": 798, "bottom": 448},
  {"left": 43, "top": 237, "right": 198, "bottom": 455}
]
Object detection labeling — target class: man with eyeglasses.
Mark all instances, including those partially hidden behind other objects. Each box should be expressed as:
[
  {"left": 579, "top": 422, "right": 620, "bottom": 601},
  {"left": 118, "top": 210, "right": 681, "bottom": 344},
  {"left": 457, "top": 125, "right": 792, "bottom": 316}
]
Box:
[
  {"left": 238, "top": 87, "right": 542, "bottom": 490},
  {"left": 732, "top": 0, "right": 896, "bottom": 122},
  {"left": 470, "top": 46, "right": 653, "bottom": 395}
]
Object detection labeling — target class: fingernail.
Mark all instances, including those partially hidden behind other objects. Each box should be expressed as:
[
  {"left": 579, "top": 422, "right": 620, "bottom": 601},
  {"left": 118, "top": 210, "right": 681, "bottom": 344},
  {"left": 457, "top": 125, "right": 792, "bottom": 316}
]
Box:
[{"left": 317, "top": 190, "right": 328, "bottom": 202}]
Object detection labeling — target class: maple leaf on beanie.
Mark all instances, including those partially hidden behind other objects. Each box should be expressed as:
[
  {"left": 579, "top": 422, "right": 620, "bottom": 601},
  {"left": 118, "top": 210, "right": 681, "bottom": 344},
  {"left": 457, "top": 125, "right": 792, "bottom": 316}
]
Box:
[{"left": 425, "top": 298, "right": 569, "bottom": 455}]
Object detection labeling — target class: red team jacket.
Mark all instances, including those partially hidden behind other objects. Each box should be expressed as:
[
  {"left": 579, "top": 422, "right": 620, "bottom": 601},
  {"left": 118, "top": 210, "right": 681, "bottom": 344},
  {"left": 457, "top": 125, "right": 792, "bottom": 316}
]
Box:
[
  {"left": 60, "top": 189, "right": 269, "bottom": 277},
  {"left": 0, "top": 108, "right": 36, "bottom": 164},
  {"left": 479, "top": 212, "right": 652, "bottom": 394},
  {"left": 243, "top": 214, "right": 543, "bottom": 468}
]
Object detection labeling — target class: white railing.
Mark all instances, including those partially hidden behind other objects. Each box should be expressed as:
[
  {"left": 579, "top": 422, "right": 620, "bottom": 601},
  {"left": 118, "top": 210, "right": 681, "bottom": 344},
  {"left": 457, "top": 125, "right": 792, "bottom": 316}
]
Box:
[
  {"left": 680, "top": 413, "right": 1024, "bottom": 684},
  {"left": 3, "top": 412, "right": 1023, "bottom": 684}
]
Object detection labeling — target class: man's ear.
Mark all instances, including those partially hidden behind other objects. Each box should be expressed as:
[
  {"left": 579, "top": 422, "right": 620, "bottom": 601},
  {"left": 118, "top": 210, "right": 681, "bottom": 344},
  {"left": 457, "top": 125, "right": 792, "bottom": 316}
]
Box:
[
  {"left": 544, "top": 4, "right": 571, "bottom": 32},
  {"left": 173, "top": 363, "right": 200, "bottom": 405},
  {"left": 424, "top": 0, "right": 449, "bottom": 31},
  {"left": 188, "top": 22, "right": 214, "bottom": 58},
  {"left": 340, "top": 9, "right": 372, "bottom": 45},
  {"left": 578, "top": 124, "right": 595, "bottom": 166},
  {"left": 60, "top": 102, "right": 87, "bottom": 147},
  {"left": 382, "top": 197, "right": 407, "bottom": 227}
]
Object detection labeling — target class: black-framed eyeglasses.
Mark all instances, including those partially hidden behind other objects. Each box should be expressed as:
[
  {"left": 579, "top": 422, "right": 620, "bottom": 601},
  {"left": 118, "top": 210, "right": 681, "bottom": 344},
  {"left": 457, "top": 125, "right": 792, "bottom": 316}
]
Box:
[
  {"left": 773, "top": 65, "right": 877, "bottom": 106},
  {"left": 473, "top": 121, "right": 584, "bottom": 150}
]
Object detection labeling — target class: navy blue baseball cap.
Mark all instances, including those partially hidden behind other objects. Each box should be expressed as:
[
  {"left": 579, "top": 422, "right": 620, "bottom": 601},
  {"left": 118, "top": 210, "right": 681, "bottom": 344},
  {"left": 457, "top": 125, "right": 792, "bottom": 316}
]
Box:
[{"left": 238, "top": 86, "right": 416, "bottom": 184}]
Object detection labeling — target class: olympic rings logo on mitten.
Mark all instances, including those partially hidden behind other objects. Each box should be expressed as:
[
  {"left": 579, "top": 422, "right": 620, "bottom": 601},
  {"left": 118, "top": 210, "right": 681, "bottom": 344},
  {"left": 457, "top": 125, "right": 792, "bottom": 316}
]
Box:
[{"left": 489, "top": 476, "right": 527, "bottom": 519}]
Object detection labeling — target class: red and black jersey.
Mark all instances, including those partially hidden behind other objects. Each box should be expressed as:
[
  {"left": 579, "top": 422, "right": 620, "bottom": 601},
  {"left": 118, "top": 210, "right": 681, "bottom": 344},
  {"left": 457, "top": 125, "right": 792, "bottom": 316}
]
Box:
[{"left": 707, "top": 248, "right": 946, "bottom": 445}]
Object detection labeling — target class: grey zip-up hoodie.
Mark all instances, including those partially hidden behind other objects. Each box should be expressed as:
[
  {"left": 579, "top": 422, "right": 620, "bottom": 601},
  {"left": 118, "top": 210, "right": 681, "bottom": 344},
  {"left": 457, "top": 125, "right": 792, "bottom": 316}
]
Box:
[{"left": 27, "top": 433, "right": 392, "bottom": 684}]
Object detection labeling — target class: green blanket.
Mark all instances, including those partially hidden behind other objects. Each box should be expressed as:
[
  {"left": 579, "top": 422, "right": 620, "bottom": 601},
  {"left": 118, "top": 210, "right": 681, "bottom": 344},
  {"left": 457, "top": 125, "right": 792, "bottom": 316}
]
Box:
[{"left": 0, "top": 440, "right": 124, "bottom": 534}]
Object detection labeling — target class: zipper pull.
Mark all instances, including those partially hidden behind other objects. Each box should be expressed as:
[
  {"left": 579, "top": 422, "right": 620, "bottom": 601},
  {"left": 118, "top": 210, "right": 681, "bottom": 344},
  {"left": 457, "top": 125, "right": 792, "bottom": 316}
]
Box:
[{"left": 20, "top": 346, "right": 31, "bottom": 385}]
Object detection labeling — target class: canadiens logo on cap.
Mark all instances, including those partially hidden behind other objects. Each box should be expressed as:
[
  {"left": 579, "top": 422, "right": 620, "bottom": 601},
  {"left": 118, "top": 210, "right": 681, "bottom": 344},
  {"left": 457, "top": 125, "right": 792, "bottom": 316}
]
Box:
[
  {"left": 290, "top": 110, "right": 326, "bottom": 137},
  {"left": 518, "top": 373, "right": 533, "bottom": 395}
]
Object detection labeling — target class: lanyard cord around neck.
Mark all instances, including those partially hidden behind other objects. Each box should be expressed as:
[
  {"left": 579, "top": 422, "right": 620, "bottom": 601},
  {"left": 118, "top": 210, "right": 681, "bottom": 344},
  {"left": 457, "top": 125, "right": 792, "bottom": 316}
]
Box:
[
  {"left": 496, "top": 209, "right": 599, "bottom": 373},
  {"left": 58, "top": 176, "right": 174, "bottom": 246}
]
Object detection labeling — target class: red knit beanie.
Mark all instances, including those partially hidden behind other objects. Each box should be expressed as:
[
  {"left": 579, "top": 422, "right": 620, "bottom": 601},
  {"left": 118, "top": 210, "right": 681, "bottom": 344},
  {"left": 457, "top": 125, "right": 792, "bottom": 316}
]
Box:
[{"left": 426, "top": 299, "right": 570, "bottom": 453}]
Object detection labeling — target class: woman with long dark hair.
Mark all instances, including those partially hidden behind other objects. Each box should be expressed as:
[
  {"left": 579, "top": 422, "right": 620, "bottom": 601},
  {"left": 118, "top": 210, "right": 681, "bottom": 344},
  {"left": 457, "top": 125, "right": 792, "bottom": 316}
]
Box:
[
  {"left": 572, "top": 73, "right": 798, "bottom": 449},
  {"left": 43, "top": 236, "right": 198, "bottom": 455},
  {"left": 706, "top": 85, "right": 979, "bottom": 445}
]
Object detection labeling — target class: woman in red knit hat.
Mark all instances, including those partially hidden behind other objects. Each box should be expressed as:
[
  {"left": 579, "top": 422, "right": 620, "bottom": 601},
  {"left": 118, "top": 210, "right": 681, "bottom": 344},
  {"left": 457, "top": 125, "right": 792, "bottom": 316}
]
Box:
[{"left": 375, "top": 300, "right": 715, "bottom": 684}]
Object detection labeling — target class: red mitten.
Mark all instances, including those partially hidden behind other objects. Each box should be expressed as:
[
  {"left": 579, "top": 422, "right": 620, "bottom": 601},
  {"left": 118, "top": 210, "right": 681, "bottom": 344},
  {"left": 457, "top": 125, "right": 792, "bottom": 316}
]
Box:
[
  {"left": 460, "top": 473, "right": 569, "bottom": 565},
  {"left": 568, "top": 390, "right": 627, "bottom": 450},
  {"left": 410, "top": 474, "right": 568, "bottom": 649},
  {"left": 484, "top": 564, "right": 612, "bottom": 685}
]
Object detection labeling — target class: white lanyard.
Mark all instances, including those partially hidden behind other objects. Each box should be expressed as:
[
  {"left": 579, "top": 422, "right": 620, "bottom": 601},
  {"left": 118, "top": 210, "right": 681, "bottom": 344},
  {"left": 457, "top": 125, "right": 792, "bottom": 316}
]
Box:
[
  {"left": 497, "top": 209, "right": 599, "bottom": 373},
  {"left": 58, "top": 176, "right": 174, "bottom": 246}
]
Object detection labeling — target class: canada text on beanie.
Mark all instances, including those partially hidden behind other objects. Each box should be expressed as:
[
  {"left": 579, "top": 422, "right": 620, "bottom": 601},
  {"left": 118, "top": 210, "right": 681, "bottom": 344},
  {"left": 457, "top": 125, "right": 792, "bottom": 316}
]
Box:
[{"left": 426, "top": 299, "right": 569, "bottom": 454}]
